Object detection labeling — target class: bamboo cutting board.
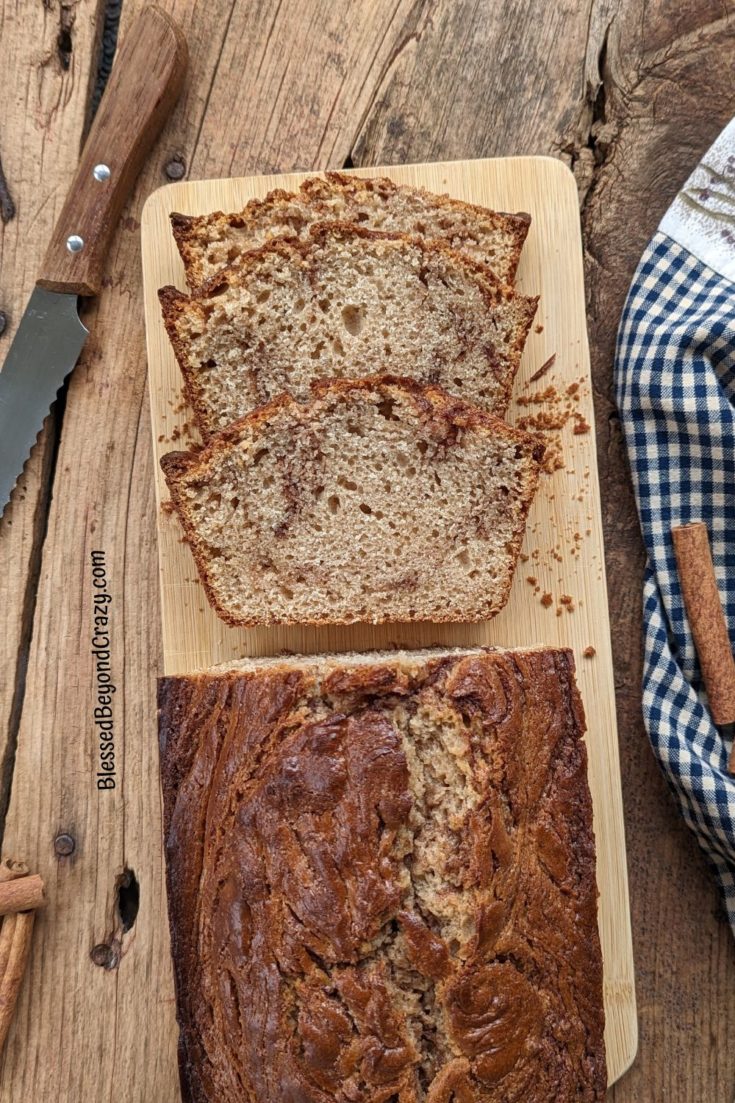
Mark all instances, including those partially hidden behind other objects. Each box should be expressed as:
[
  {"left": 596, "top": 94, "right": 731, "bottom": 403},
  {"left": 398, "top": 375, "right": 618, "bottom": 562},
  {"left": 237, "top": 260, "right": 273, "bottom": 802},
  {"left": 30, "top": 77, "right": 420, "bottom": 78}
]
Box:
[{"left": 142, "top": 157, "right": 637, "bottom": 1086}]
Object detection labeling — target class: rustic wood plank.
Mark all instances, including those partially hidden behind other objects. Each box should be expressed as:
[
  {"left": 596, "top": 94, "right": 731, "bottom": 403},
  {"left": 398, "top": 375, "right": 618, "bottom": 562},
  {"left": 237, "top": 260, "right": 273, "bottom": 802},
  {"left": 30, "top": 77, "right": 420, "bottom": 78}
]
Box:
[
  {"left": 351, "top": 3, "right": 735, "bottom": 1100},
  {"left": 186, "top": 0, "right": 418, "bottom": 178},
  {"left": 0, "top": 1, "right": 440, "bottom": 1099},
  {"left": 0, "top": 0, "right": 103, "bottom": 833},
  {"left": 351, "top": 0, "right": 602, "bottom": 166}
]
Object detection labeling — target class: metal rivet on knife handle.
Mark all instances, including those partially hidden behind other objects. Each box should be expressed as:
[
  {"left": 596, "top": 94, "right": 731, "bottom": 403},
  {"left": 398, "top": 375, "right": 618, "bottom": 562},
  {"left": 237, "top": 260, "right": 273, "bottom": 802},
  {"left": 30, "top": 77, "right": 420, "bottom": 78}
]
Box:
[
  {"left": 672, "top": 522, "right": 735, "bottom": 771},
  {"left": 66, "top": 235, "right": 84, "bottom": 253},
  {"left": 93, "top": 164, "right": 111, "bottom": 182}
]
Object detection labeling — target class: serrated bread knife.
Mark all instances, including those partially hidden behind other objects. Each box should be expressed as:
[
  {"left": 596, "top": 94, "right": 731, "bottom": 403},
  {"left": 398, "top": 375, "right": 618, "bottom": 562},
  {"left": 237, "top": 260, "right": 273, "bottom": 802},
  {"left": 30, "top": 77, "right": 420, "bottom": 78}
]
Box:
[{"left": 0, "top": 6, "right": 187, "bottom": 518}]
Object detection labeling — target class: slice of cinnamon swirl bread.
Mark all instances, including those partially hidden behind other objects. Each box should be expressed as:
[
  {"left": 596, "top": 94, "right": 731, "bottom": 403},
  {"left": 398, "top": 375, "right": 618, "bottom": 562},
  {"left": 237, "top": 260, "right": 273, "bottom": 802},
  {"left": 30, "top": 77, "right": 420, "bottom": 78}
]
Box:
[
  {"left": 160, "top": 378, "right": 544, "bottom": 627},
  {"left": 159, "top": 222, "right": 537, "bottom": 440},
  {"left": 171, "top": 170, "right": 531, "bottom": 288}
]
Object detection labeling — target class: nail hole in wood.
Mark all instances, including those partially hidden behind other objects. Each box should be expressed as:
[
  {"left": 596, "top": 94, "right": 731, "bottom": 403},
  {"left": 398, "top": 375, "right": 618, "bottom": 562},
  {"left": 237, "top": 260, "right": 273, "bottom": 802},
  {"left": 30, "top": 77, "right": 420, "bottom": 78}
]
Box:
[{"left": 116, "top": 868, "right": 139, "bottom": 933}]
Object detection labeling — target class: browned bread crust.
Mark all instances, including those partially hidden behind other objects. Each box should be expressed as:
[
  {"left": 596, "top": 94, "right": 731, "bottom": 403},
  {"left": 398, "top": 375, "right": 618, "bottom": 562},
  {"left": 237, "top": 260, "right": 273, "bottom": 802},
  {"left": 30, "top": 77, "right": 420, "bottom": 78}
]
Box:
[
  {"left": 160, "top": 377, "right": 544, "bottom": 628},
  {"left": 159, "top": 222, "right": 538, "bottom": 440},
  {"left": 159, "top": 645, "right": 606, "bottom": 1103},
  {"left": 170, "top": 171, "right": 531, "bottom": 288}
]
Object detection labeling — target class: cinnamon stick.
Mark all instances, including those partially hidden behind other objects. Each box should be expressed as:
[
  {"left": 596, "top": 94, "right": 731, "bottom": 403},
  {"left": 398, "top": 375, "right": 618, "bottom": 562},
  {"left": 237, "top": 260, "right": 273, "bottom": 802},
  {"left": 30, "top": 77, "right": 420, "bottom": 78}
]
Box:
[
  {"left": 0, "top": 912, "right": 35, "bottom": 1052},
  {"left": 672, "top": 523, "right": 735, "bottom": 765},
  {"left": 0, "top": 860, "right": 29, "bottom": 885},
  {"left": 0, "top": 874, "right": 45, "bottom": 917}
]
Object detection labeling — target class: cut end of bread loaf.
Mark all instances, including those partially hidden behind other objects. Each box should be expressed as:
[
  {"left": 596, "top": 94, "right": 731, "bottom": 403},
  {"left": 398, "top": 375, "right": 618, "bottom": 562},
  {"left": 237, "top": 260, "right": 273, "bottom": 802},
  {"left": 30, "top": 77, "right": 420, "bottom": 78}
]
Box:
[
  {"left": 170, "top": 171, "right": 531, "bottom": 288},
  {"left": 160, "top": 378, "right": 543, "bottom": 628},
  {"left": 159, "top": 645, "right": 606, "bottom": 1103},
  {"left": 160, "top": 222, "right": 537, "bottom": 439}
]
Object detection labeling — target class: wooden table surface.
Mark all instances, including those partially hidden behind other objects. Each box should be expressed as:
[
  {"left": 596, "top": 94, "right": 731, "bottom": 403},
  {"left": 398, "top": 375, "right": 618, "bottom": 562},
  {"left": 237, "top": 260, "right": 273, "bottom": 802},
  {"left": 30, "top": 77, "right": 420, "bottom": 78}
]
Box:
[{"left": 1, "top": 1, "right": 734, "bottom": 1099}]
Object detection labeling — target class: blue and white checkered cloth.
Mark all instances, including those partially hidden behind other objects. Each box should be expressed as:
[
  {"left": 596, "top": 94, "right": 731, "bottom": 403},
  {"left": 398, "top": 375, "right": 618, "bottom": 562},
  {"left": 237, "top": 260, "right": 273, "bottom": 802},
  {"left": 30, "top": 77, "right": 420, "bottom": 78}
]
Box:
[{"left": 615, "top": 119, "right": 735, "bottom": 932}]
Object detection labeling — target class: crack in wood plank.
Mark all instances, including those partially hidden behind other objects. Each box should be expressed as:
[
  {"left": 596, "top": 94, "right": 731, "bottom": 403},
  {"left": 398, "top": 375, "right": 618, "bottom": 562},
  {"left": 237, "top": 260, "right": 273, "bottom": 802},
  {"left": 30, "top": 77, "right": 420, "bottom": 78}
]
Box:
[
  {"left": 57, "top": 0, "right": 78, "bottom": 71},
  {"left": 189, "top": 0, "right": 239, "bottom": 178},
  {"left": 0, "top": 410, "right": 61, "bottom": 850},
  {"left": 88, "top": 0, "right": 123, "bottom": 120},
  {"left": 0, "top": 149, "right": 16, "bottom": 223},
  {"left": 337, "top": 0, "right": 430, "bottom": 165}
]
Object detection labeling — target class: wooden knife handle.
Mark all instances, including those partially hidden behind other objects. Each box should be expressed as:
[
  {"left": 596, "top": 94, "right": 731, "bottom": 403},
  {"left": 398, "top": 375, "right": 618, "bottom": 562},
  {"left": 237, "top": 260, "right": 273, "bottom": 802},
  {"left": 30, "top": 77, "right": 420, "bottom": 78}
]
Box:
[
  {"left": 37, "top": 6, "right": 188, "bottom": 297},
  {"left": 672, "top": 522, "right": 735, "bottom": 728}
]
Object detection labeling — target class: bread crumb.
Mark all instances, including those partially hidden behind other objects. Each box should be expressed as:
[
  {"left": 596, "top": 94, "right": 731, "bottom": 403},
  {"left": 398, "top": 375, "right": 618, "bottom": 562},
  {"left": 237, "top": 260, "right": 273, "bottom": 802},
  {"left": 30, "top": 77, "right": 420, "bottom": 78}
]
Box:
[
  {"left": 536, "top": 436, "right": 564, "bottom": 474},
  {"left": 541, "top": 592, "right": 553, "bottom": 607},
  {"left": 517, "top": 409, "right": 566, "bottom": 430},
  {"left": 513, "top": 369, "right": 590, "bottom": 472},
  {"left": 535, "top": 323, "right": 544, "bottom": 334},
  {"left": 158, "top": 434, "right": 165, "bottom": 443},
  {"left": 583, "top": 646, "right": 596, "bottom": 658},
  {"left": 527, "top": 576, "right": 538, "bottom": 586},
  {"left": 517, "top": 385, "right": 557, "bottom": 407},
  {"left": 161, "top": 500, "right": 175, "bottom": 514},
  {"left": 519, "top": 552, "right": 529, "bottom": 562}
]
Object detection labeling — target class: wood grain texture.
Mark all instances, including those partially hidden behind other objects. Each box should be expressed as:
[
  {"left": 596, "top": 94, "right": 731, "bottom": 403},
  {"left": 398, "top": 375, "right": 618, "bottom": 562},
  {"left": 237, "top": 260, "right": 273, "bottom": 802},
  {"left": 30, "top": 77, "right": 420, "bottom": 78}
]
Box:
[
  {"left": 39, "top": 5, "right": 188, "bottom": 296},
  {"left": 185, "top": 0, "right": 419, "bottom": 178},
  {"left": 351, "top": 0, "right": 601, "bottom": 166},
  {"left": 0, "top": 0, "right": 105, "bottom": 828},
  {"left": 142, "top": 157, "right": 637, "bottom": 1085}
]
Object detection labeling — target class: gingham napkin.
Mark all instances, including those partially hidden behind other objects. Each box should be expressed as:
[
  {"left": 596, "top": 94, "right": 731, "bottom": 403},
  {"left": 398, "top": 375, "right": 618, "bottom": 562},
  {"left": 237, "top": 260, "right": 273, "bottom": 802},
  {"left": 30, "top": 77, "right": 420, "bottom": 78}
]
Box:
[{"left": 615, "top": 118, "right": 735, "bottom": 931}]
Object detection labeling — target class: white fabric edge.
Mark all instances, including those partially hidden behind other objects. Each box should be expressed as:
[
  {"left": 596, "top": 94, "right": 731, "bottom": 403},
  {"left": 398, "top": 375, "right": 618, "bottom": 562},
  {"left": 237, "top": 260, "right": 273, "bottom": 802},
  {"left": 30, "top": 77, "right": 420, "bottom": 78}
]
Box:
[{"left": 659, "top": 116, "right": 735, "bottom": 284}]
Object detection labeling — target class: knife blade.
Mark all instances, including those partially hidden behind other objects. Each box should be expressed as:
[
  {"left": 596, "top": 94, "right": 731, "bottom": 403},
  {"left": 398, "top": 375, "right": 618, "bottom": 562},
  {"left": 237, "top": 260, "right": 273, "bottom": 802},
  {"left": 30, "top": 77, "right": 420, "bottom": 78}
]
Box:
[{"left": 0, "top": 5, "right": 187, "bottom": 518}]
